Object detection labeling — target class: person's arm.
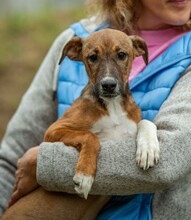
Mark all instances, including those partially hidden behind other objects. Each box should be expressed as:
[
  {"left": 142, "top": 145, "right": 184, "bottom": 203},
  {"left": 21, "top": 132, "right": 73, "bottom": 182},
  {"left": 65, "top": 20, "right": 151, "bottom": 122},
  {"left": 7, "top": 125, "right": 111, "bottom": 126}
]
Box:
[
  {"left": 37, "top": 66, "right": 191, "bottom": 195},
  {"left": 0, "top": 28, "right": 74, "bottom": 215}
]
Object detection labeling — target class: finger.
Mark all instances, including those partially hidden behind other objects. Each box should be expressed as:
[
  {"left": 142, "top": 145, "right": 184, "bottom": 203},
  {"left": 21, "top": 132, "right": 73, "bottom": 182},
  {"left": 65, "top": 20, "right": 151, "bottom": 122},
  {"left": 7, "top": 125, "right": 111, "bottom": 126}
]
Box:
[
  {"left": 8, "top": 190, "right": 24, "bottom": 207},
  {"left": 12, "top": 185, "right": 17, "bottom": 193},
  {"left": 16, "top": 158, "right": 22, "bottom": 168}
]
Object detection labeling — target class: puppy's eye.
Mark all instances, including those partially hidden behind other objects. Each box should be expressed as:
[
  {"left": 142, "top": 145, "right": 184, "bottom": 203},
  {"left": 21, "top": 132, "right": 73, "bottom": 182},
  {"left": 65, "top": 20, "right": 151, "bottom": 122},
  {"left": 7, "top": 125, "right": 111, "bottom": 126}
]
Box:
[
  {"left": 87, "top": 54, "right": 98, "bottom": 63},
  {"left": 117, "top": 52, "right": 127, "bottom": 60}
]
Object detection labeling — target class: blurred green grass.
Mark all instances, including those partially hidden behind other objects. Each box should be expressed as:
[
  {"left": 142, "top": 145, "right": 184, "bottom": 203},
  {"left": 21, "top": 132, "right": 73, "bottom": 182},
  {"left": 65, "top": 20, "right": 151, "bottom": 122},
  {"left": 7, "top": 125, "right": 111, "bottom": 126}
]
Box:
[{"left": 0, "top": 7, "right": 86, "bottom": 140}]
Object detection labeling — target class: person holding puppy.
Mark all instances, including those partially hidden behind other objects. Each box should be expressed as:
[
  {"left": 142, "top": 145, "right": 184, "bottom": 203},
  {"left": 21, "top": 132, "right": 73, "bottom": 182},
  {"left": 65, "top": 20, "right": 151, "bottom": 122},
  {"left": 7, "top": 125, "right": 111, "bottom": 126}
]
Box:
[{"left": 1, "top": 0, "right": 191, "bottom": 219}]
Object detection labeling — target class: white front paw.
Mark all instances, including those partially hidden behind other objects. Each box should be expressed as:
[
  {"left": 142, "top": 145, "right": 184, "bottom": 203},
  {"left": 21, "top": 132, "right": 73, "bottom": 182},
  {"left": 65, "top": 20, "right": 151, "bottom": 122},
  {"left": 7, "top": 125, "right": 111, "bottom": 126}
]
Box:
[
  {"left": 136, "top": 141, "right": 160, "bottom": 170},
  {"left": 73, "top": 173, "right": 94, "bottom": 199},
  {"left": 136, "top": 120, "right": 160, "bottom": 170}
]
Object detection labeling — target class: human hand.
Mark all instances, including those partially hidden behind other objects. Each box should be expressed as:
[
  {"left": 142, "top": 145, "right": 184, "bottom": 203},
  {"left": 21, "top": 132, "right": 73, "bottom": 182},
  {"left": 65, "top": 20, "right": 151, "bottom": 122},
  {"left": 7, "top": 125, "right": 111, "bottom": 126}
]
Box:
[{"left": 9, "top": 146, "right": 40, "bottom": 207}]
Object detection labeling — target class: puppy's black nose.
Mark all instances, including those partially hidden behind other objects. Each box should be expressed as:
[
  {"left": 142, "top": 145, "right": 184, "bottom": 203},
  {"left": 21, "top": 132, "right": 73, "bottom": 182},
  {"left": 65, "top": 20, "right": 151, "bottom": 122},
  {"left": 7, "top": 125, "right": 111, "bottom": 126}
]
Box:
[{"left": 101, "top": 78, "right": 117, "bottom": 92}]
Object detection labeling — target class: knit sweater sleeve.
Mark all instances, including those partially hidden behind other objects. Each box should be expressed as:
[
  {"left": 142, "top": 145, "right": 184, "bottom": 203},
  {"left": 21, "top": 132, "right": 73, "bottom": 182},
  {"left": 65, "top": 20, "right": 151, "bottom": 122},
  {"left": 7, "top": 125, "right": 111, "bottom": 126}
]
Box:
[
  {"left": 37, "top": 66, "right": 191, "bottom": 195},
  {"left": 0, "top": 28, "right": 74, "bottom": 216}
]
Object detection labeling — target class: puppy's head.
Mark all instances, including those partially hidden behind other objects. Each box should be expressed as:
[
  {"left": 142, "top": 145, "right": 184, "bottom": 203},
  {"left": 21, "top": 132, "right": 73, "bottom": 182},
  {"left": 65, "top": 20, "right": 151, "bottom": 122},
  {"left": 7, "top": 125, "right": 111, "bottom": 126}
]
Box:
[{"left": 59, "top": 29, "right": 148, "bottom": 99}]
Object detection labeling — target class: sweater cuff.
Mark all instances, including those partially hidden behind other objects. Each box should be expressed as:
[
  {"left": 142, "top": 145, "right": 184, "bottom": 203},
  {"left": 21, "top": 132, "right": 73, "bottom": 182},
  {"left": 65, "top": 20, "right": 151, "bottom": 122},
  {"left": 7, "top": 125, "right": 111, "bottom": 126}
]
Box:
[{"left": 37, "top": 142, "right": 79, "bottom": 193}]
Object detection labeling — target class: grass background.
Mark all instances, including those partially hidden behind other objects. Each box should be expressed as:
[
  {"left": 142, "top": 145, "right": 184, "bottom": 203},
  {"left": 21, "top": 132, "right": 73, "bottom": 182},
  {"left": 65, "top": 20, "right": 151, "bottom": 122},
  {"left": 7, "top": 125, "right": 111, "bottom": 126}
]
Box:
[{"left": 0, "top": 8, "right": 86, "bottom": 140}]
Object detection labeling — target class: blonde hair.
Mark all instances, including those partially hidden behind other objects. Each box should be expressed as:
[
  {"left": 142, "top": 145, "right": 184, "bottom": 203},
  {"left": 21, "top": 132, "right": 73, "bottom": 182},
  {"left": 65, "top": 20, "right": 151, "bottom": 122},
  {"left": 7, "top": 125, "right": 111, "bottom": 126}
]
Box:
[{"left": 87, "top": 0, "right": 191, "bottom": 34}]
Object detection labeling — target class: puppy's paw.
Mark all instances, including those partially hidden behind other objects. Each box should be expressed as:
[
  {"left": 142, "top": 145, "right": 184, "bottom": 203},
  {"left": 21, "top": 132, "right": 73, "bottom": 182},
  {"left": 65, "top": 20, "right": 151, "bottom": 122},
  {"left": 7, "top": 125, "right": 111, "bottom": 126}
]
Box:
[
  {"left": 136, "top": 141, "right": 160, "bottom": 170},
  {"left": 136, "top": 120, "right": 160, "bottom": 170},
  {"left": 73, "top": 173, "right": 94, "bottom": 199}
]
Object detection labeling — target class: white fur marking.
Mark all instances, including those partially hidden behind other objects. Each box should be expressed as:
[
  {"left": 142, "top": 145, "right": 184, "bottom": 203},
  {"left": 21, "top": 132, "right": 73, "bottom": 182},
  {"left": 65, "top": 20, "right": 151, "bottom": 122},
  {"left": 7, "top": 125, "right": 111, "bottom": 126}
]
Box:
[
  {"left": 136, "top": 120, "right": 160, "bottom": 170},
  {"left": 91, "top": 97, "right": 137, "bottom": 142},
  {"left": 73, "top": 173, "right": 94, "bottom": 199},
  {"left": 106, "top": 66, "right": 111, "bottom": 76}
]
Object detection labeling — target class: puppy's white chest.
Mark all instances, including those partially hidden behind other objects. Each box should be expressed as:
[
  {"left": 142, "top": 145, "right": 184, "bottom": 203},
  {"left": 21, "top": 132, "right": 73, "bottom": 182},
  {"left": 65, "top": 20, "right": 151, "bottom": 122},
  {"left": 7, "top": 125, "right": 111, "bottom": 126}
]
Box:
[{"left": 91, "top": 99, "right": 137, "bottom": 142}]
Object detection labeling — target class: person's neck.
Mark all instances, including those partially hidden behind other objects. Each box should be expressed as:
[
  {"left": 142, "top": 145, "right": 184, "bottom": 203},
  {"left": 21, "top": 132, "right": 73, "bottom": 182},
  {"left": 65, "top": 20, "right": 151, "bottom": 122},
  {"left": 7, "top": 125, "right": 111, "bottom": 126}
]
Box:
[
  {"left": 136, "top": 16, "right": 174, "bottom": 31},
  {"left": 137, "top": 22, "right": 173, "bottom": 31}
]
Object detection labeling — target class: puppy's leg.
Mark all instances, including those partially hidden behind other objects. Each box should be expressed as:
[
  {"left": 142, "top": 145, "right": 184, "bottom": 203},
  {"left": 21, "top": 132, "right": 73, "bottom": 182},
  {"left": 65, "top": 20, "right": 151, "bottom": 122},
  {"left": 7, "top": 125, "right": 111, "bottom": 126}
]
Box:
[
  {"left": 2, "top": 188, "right": 110, "bottom": 220},
  {"left": 136, "top": 120, "right": 160, "bottom": 170},
  {"left": 72, "top": 132, "right": 100, "bottom": 199},
  {"left": 45, "top": 129, "right": 100, "bottom": 198}
]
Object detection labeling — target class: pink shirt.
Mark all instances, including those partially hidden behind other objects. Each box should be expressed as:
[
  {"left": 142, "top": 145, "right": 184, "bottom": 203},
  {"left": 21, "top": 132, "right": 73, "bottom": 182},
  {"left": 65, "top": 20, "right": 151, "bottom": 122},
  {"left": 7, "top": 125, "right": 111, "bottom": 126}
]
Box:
[{"left": 129, "top": 28, "right": 187, "bottom": 82}]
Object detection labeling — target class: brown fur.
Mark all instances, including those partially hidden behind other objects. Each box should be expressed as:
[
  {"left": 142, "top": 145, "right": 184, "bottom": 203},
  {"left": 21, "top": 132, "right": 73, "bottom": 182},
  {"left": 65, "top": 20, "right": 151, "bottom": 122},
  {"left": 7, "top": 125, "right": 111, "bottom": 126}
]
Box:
[{"left": 44, "top": 29, "right": 147, "bottom": 179}]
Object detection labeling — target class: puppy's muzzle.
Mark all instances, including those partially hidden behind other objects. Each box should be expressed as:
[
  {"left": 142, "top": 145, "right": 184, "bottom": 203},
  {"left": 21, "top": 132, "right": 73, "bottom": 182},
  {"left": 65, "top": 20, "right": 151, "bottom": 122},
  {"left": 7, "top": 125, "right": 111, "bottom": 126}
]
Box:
[
  {"left": 100, "top": 77, "right": 119, "bottom": 98},
  {"left": 101, "top": 78, "right": 117, "bottom": 92}
]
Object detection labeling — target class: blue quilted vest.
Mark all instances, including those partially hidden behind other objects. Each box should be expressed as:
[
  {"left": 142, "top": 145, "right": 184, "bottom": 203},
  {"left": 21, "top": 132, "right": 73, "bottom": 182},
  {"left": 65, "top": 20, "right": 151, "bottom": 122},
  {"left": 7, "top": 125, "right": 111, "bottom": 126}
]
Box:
[{"left": 57, "top": 22, "right": 191, "bottom": 219}]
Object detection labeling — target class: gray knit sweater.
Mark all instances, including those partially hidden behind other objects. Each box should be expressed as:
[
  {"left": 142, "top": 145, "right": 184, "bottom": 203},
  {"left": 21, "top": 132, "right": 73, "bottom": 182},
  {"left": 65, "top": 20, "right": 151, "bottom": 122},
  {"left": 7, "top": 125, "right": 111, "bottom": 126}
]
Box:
[{"left": 0, "top": 17, "right": 191, "bottom": 219}]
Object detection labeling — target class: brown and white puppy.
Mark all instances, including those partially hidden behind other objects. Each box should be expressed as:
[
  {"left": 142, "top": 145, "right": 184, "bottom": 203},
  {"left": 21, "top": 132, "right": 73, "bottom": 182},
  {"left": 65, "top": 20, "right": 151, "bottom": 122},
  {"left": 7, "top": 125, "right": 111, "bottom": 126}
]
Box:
[
  {"left": 2, "top": 29, "right": 160, "bottom": 220},
  {"left": 44, "top": 29, "right": 160, "bottom": 199}
]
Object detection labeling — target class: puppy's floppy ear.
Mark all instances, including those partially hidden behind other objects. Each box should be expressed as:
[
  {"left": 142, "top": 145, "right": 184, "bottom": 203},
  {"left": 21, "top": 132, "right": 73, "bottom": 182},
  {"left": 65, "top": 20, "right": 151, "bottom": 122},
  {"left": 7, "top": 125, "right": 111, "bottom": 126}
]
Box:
[
  {"left": 59, "top": 37, "right": 83, "bottom": 64},
  {"left": 129, "top": 36, "right": 148, "bottom": 65}
]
